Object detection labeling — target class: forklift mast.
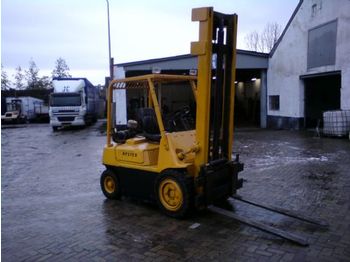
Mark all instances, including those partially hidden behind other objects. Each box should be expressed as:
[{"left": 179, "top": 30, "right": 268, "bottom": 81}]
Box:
[{"left": 191, "top": 7, "right": 238, "bottom": 173}]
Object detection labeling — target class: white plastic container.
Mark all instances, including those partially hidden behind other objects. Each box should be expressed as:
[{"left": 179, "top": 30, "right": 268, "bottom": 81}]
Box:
[{"left": 323, "top": 110, "right": 350, "bottom": 137}]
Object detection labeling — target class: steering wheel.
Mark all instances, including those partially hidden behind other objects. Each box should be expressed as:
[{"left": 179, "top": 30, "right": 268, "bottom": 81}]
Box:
[{"left": 166, "top": 106, "right": 194, "bottom": 132}]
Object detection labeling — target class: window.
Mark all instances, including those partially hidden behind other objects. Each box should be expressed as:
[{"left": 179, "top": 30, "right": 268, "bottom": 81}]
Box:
[
  {"left": 269, "top": 95, "right": 280, "bottom": 110},
  {"left": 50, "top": 94, "right": 82, "bottom": 106},
  {"left": 307, "top": 20, "right": 337, "bottom": 69}
]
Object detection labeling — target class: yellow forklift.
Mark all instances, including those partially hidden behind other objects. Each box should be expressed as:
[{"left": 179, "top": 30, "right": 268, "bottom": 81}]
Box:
[
  {"left": 101, "top": 7, "right": 242, "bottom": 218},
  {"left": 101, "top": 7, "right": 327, "bottom": 246}
]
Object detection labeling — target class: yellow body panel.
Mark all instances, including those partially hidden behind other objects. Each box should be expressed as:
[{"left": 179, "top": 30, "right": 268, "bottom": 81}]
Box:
[
  {"left": 157, "top": 131, "right": 196, "bottom": 173},
  {"left": 115, "top": 139, "right": 159, "bottom": 165},
  {"left": 103, "top": 130, "right": 196, "bottom": 174}
]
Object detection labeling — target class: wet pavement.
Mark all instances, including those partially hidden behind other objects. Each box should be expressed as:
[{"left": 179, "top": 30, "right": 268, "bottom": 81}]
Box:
[{"left": 2, "top": 123, "right": 350, "bottom": 261}]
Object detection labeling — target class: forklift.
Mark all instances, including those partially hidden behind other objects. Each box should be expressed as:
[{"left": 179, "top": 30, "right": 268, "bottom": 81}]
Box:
[
  {"left": 101, "top": 7, "right": 327, "bottom": 246},
  {"left": 1, "top": 98, "right": 27, "bottom": 124}
]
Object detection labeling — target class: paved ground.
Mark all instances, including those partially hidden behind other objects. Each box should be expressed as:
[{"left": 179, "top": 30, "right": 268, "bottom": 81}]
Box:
[{"left": 2, "top": 122, "right": 350, "bottom": 261}]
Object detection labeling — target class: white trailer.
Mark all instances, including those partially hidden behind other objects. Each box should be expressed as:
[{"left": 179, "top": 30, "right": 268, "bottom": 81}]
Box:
[{"left": 1, "top": 96, "right": 45, "bottom": 124}]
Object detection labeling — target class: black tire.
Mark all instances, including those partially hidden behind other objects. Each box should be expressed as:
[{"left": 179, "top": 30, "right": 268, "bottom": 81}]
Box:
[
  {"left": 52, "top": 126, "right": 59, "bottom": 132},
  {"left": 155, "top": 170, "right": 193, "bottom": 218},
  {"left": 100, "top": 169, "right": 121, "bottom": 200}
]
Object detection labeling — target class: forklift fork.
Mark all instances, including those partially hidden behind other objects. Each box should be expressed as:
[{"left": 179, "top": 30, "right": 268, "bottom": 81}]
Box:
[
  {"left": 209, "top": 195, "right": 329, "bottom": 246},
  {"left": 231, "top": 195, "right": 329, "bottom": 228}
]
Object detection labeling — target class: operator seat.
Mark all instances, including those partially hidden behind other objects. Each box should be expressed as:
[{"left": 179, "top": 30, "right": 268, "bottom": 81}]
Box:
[{"left": 137, "top": 108, "right": 161, "bottom": 142}]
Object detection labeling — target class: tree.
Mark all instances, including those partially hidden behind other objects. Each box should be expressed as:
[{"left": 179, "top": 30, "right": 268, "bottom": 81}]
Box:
[
  {"left": 25, "top": 59, "right": 40, "bottom": 89},
  {"left": 52, "top": 57, "right": 72, "bottom": 78},
  {"left": 37, "top": 76, "right": 52, "bottom": 89},
  {"left": 261, "top": 23, "right": 282, "bottom": 52},
  {"left": 1, "top": 65, "right": 11, "bottom": 90},
  {"left": 244, "top": 31, "right": 260, "bottom": 53},
  {"left": 24, "top": 59, "right": 51, "bottom": 89},
  {"left": 13, "top": 66, "right": 25, "bottom": 90},
  {"left": 244, "top": 22, "right": 282, "bottom": 53}
]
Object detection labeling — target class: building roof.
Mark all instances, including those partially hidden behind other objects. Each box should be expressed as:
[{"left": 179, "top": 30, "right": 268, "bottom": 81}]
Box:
[
  {"left": 116, "top": 49, "right": 268, "bottom": 67},
  {"left": 270, "top": 0, "right": 304, "bottom": 57}
]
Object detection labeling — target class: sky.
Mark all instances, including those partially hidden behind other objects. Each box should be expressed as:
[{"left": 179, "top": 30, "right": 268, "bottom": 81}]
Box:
[{"left": 1, "top": 0, "right": 299, "bottom": 85}]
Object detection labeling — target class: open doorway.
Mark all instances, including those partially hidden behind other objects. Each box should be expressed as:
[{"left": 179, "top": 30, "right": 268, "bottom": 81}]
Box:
[
  {"left": 304, "top": 73, "right": 341, "bottom": 128},
  {"left": 234, "top": 69, "right": 262, "bottom": 127}
]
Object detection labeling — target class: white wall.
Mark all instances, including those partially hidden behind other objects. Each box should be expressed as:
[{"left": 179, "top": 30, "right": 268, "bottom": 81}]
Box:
[
  {"left": 268, "top": 0, "right": 350, "bottom": 117},
  {"left": 113, "top": 66, "right": 127, "bottom": 126}
]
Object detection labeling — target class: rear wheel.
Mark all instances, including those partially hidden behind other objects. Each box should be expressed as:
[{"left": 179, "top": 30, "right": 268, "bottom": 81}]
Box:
[
  {"left": 156, "top": 170, "right": 193, "bottom": 218},
  {"left": 100, "top": 169, "right": 121, "bottom": 199}
]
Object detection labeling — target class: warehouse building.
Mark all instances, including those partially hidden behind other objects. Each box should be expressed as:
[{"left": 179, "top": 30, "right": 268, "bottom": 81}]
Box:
[
  {"left": 114, "top": 0, "right": 350, "bottom": 130},
  {"left": 115, "top": 51, "right": 268, "bottom": 127},
  {"left": 267, "top": 0, "right": 350, "bottom": 129}
]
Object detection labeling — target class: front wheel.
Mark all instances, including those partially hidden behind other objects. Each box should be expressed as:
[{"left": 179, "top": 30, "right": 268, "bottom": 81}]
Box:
[
  {"left": 156, "top": 170, "right": 193, "bottom": 218},
  {"left": 100, "top": 169, "right": 121, "bottom": 199}
]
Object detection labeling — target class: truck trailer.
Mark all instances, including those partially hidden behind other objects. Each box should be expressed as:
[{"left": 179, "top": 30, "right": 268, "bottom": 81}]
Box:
[
  {"left": 1, "top": 96, "right": 45, "bottom": 124},
  {"left": 49, "top": 77, "right": 99, "bottom": 131}
]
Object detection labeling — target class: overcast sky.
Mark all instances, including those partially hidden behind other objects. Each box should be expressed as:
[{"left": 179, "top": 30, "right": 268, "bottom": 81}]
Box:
[{"left": 1, "top": 0, "right": 299, "bottom": 85}]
